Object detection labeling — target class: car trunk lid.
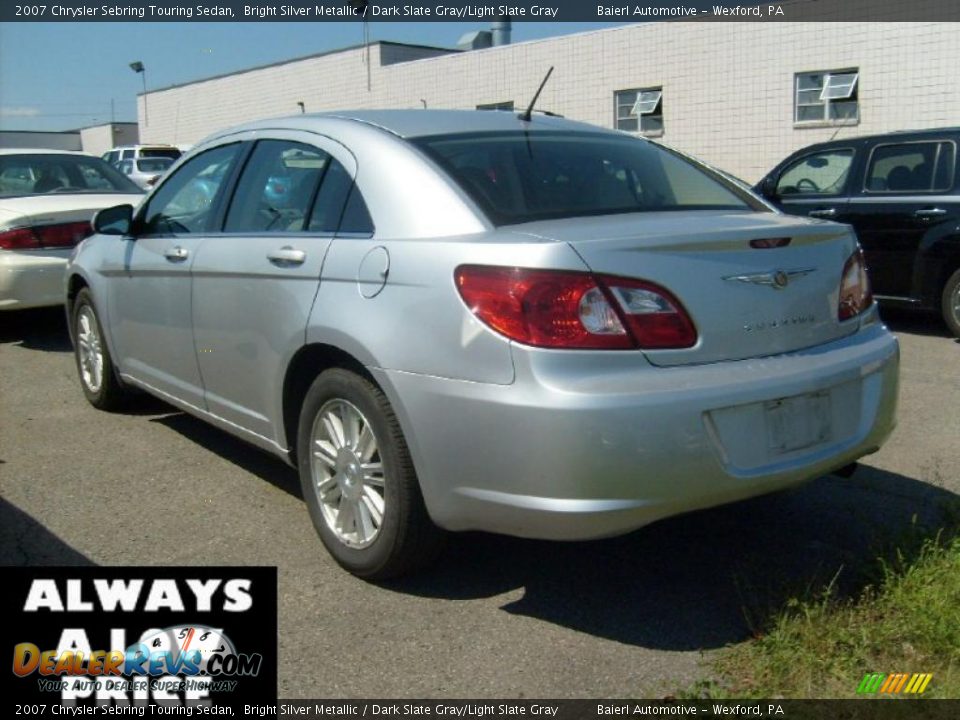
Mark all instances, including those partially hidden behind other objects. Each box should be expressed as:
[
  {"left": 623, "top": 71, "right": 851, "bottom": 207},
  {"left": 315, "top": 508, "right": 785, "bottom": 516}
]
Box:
[{"left": 508, "top": 210, "right": 858, "bottom": 366}]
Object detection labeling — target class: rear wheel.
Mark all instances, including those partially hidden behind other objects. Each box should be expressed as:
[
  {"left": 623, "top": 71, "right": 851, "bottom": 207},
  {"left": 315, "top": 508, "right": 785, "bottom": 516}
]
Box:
[
  {"left": 297, "top": 368, "right": 444, "bottom": 579},
  {"left": 72, "top": 288, "right": 128, "bottom": 410},
  {"left": 943, "top": 268, "right": 960, "bottom": 338}
]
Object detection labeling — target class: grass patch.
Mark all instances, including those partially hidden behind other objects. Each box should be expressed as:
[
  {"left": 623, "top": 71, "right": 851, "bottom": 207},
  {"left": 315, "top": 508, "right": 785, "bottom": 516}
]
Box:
[{"left": 687, "top": 531, "right": 960, "bottom": 699}]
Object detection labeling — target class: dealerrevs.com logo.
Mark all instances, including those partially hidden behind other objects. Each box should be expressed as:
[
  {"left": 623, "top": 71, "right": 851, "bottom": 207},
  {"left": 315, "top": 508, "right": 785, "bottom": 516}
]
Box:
[{"left": 1, "top": 568, "right": 277, "bottom": 708}]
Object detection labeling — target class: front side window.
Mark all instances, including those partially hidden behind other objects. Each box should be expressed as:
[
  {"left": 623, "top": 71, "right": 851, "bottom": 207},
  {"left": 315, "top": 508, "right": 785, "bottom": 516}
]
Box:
[
  {"left": 776, "top": 149, "right": 854, "bottom": 196},
  {"left": 795, "top": 69, "right": 859, "bottom": 124},
  {"left": 224, "top": 140, "right": 328, "bottom": 233},
  {"left": 414, "top": 131, "right": 762, "bottom": 226},
  {"left": 865, "top": 141, "right": 956, "bottom": 193},
  {"left": 615, "top": 88, "right": 663, "bottom": 136},
  {"left": 142, "top": 143, "right": 241, "bottom": 235}
]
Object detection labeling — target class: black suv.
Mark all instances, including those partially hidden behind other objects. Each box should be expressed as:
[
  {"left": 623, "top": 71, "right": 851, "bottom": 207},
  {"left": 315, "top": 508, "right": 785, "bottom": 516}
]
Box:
[{"left": 755, "top": 128, "right": 960, "bottom": 337}]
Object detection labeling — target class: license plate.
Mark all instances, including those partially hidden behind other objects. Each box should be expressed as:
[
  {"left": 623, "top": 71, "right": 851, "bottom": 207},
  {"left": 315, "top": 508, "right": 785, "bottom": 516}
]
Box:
[{"left": 765, "top": 391, "right": 832, "bottom": 454}]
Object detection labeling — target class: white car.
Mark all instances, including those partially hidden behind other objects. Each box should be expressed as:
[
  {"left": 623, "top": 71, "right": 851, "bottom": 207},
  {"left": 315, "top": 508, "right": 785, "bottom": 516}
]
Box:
[
  {"left": 117, "top": 156, "right": 175, "bottom": 190},
  {"left": 0, "top": 149, "right": 143, "bottom": 310}
]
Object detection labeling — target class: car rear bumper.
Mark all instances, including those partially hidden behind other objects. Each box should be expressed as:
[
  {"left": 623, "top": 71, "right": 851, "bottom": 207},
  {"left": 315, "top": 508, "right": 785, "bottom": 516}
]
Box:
[
  {"left": 374, "top": 320, "right": 899, "bottom": 540},
  {"left": 0, "top": 250, "right": 70, "bottom": 310}
]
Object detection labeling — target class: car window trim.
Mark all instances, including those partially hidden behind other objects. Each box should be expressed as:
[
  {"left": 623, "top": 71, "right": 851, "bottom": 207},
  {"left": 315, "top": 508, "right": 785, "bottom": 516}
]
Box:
[{"left": 861, "top": 138, "right": 956, "bottom": 195}]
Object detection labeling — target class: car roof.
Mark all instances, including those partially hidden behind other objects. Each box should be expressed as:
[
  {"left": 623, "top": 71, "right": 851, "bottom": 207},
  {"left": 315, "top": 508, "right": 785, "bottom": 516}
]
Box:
[
  {"left": 221, "top": 109, "right": 619, "bottom": 141},
  {"left": 796, "top": 126, "right": 960, "bottom": 152},
  {"left": 0, "top": 148, "right": 91, "bottom": 156},
  {"left": 109, "top": 144, "right": 179, "bottom": 149}
]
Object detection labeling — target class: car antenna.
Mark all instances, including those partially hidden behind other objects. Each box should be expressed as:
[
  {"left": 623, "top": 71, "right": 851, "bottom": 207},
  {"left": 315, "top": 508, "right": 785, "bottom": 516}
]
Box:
[{"left": 519, "top": 66, "right": 554, "bottom": 122}]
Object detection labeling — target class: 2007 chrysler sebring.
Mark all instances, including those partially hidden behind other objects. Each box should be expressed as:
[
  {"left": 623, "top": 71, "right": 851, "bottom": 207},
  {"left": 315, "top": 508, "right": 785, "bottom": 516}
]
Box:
[{"left": 65, "top": 110, "right": 898, "bottom": 578}]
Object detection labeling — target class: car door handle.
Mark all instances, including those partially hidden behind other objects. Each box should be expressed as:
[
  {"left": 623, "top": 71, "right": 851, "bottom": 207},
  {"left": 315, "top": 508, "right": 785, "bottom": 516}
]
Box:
[
  {"left": 807, "top": 208, "right": 837, "bottom": 219},
  {"left": 914, "top": 208, "right": 947, "bottom": 219},
  {"left": 164, "top": 246, "right": 189, "bottom": 262},
  {"left": 267, "top": 247, "right": 306, "bottom": 266}
]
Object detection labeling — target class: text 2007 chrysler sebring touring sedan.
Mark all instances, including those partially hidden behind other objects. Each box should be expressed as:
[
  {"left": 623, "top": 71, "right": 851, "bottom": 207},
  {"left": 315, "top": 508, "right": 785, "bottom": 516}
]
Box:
[{"left": 65, "top": 111, "right": 898, "bottom": 578}]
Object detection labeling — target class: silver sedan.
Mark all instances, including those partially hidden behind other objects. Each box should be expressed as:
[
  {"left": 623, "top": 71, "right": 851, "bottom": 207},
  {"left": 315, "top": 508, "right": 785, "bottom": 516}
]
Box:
[{"left": 65, "top": 110, "right": 899, "bottom": 578}]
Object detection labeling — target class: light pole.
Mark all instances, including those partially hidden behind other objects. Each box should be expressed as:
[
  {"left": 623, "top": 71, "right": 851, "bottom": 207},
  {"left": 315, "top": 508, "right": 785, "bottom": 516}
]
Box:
[{"left": 129, "top": 61, "right": 147, "bottom": 127}]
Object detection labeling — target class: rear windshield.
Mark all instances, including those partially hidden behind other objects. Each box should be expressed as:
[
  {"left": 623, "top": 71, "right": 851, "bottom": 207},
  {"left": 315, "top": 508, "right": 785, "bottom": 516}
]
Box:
[
  {"left": 413, "top": 131, "right": 764, "bottom": 225},
  {"left": 137, "top": 158, "right": 174, "bottom": 173},
  {"left": 0, "top": 154, "right": 142, "bottom": 197},
  {"left": 140, "top": 147, "right": 182, "bottom": 160}
]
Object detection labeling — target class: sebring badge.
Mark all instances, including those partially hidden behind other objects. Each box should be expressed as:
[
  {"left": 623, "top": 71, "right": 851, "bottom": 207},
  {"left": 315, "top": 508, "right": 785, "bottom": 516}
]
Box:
[{"left": 723, "top": 268, "right": 816, "bottom": 289}]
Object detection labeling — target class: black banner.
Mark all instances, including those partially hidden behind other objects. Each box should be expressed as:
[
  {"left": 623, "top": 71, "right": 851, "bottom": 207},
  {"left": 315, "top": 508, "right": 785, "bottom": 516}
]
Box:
[
  {"left": 1, "top": 566, "right": 278, "bottom": 709},
  {"left": 3, "top": 0, "right": 960, "bottom": 23}
]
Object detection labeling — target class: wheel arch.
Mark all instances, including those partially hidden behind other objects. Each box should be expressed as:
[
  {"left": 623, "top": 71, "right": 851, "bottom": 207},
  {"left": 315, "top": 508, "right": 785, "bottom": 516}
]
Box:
[
  {"left": 65, "top": 273, "right": 90, "bottom": 344},
  {"left": 281, "top": 343, "right": 380, "bottom": 464}
]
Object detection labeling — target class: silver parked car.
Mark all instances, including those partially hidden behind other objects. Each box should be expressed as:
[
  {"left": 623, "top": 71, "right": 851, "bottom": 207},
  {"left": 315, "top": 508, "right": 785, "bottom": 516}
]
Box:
[{"left": 65, "top": 111, "right": 899, "bottom": 578}]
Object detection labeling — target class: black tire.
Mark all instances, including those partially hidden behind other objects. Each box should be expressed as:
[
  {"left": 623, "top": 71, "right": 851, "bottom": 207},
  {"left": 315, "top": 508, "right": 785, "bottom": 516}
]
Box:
[
  {"left": 943, "top": 268, "right": 960, "bottom": 339},
  {"left": 71, "top": 288, "right": 128, "bottom": 410},
  {"left": 297, "top": 368, "right": 444, "bottom": 579}
]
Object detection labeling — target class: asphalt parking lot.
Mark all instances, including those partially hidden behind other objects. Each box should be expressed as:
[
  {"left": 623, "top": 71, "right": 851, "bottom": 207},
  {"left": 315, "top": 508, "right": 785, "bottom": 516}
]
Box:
[{"left": 1, "top": 307, "right": 958, "bottom": 698}]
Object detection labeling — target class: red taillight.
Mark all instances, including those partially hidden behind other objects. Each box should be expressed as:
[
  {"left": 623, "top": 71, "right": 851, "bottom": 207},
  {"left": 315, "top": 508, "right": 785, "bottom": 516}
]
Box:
[
  {"left": 0, "top": 227, "right": 40, "bottom": 250},
  {"left": 454, "top": 265, "right": 697, "bottom": 350},
  {"left": 604, "top": 278, "right": 698, "bottom": 349},
  {"left": 0, "top": 221, "right": 92, "bottom": 250},
  {"left": 838, "top": 248, "right": 873, "bottom": 321},
  {"left": 34, "top": 221, "right": 93, "bottom": 248}
]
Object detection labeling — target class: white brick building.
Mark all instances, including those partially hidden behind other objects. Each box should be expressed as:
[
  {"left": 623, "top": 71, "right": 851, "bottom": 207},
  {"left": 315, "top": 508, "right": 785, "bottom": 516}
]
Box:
[{"left": 140, "top": 18, "right": 959, "bottom": 183}]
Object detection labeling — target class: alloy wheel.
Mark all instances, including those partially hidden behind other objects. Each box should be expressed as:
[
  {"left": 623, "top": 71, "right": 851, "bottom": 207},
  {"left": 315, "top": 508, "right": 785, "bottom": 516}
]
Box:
[
  {"left": 76, "top": 305, "right": 104, "bottom": 393},
  {"left": 309, "top": 399, "right": 386, "bottom": 548}
]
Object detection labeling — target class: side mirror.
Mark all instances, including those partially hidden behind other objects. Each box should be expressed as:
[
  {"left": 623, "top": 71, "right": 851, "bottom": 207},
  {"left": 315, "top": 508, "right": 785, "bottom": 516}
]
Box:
[
  {"left": 93, "top": 204, "right": 134, "bottom": 236},
  {"left": 757, "top": 176, "right": 778, "bottom": 200}
]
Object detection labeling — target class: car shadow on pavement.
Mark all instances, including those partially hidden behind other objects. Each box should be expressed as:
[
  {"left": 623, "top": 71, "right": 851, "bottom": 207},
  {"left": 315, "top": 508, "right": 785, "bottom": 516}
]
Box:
[
  {"left": 148, "top": 412, "right": 301, "bottom": 500},
  {"left": 879, "top": 306, "right": 954, "bottom": 340},
  {"left": 0, "top": 307, "right": 73, "bottom": 352},
  {"left": 386, "top": 464, "right": 959, "bottom": 652},
  {"left": 0, "top": 499, "right": 97, "bottom": 566}
]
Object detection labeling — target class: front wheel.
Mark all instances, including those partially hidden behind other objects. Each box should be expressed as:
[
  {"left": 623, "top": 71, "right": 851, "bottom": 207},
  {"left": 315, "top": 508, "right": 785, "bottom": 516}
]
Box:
[
  {"left": 72, "top": 288, "right": 128, "bottom": 410},
  {"left": 297, "top": 368, "right": 444, "bottom": 579},
  {"left": 943, "top": 268, "right": 960, "bottom": 338}
]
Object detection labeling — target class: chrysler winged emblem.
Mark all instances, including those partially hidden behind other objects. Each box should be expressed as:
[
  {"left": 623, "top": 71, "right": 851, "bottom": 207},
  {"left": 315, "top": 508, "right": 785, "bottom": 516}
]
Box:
[{"left": 723, "top": 268, "right": 816, "bottom": 290}]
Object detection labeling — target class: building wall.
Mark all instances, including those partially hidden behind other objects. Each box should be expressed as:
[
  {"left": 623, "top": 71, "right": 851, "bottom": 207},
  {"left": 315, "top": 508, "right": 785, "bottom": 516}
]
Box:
[
  {"left": 140, "top": 20, "right": 960, "bottom": 183},
  {"left": 79, "top": 123, "right": 140, "bottom": 158},
  {"left": 0, "top": 131, "right": 81, "bottom": 151}
]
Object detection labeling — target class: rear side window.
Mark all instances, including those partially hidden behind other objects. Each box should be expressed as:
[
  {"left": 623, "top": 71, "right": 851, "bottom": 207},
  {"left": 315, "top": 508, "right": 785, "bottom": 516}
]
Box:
[
  {"left": 142, "top": 144, "right": 241, "bottom": 235},
  {"left": 776, "top": 149, "right": 853, "bottom": 196},
  {"left": 865, "top": 141, "right": 956, "bottom": 193},
  {"left": 307, "top": 160, "right": 373, "bottom": 235},
  {"left": 413, "top": 131, "right": 760, "bottom": 225}
]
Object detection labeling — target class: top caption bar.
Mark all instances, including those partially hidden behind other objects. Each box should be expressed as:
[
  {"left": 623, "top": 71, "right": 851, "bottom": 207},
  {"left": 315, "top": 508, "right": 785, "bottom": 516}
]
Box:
[{"left": 4, "top": 0, "right": 960, "bottom": 22}]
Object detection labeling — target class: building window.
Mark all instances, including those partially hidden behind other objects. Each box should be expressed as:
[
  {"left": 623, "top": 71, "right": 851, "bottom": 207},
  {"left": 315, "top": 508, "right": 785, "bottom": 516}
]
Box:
[
  {"left": 477, "top": 101, "right": 514, "bottom": 111},
  {"left": 615, "top": 88, "right": 663, "bottom": 136},
  {"left": 795, "top": 69, "right": 859, "bottom": 125}
]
